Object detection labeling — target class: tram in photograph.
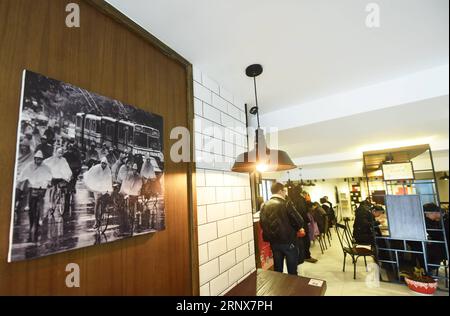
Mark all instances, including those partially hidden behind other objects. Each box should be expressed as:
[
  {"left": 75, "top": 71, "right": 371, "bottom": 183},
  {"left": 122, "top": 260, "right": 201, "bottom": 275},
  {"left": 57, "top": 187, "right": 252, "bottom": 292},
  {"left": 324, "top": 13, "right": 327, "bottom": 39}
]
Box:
[{"left": 75, "top": 113, "right": 164, "bottom": 170}]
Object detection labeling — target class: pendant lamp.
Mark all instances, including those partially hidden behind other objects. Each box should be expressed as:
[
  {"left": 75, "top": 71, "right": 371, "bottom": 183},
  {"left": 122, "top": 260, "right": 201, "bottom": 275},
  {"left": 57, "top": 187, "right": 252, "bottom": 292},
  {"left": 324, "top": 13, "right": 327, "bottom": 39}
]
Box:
[{"left": 231, "top": 64, "right": 296, "bottom": 173}]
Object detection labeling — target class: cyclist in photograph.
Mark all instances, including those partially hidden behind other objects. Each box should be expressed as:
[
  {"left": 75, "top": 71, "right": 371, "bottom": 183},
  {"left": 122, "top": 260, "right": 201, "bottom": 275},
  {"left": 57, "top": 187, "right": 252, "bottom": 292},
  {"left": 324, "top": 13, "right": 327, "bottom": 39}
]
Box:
[
  {"left": 83, "top": 157, "right": 113, "bottom": 229},
  {"left": 117, "top": 158, "right": 133, "bottom": 184},
  {"left": 120, "top": 163, "right": 144, "bottom": 232},
  {"left": 43, "top": 148, "right": 72, "bottom": 217},
  {"left": 17, "top": 150, "right": 53, "bottom": 242}
]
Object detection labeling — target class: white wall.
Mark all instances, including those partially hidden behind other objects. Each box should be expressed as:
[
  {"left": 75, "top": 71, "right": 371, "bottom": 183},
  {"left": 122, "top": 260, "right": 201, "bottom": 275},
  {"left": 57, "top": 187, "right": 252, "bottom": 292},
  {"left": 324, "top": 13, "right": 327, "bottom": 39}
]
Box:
[{"left": 193, "top": 67, "right": 256, "bottom": 296}]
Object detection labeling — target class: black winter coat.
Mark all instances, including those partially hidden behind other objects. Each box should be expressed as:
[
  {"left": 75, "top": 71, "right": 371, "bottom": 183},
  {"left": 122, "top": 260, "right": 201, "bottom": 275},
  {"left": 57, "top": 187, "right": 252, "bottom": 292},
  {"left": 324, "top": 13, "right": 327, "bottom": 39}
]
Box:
[
  {"left": 260, "top": 196, "right": 304, "bottom": 245},
  {"left": 353, "top": 205, "right": 380, "bottom": 245}
]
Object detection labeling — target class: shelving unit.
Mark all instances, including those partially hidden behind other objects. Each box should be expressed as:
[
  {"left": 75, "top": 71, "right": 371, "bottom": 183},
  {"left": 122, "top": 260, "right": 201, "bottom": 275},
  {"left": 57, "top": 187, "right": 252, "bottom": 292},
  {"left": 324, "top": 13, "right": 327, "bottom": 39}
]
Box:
[
  {"left": 348, "top": 181, "right": 362, "bottom": 213},
  {"left": 363, "top": 145, "right": 449, "bottom": 287}
]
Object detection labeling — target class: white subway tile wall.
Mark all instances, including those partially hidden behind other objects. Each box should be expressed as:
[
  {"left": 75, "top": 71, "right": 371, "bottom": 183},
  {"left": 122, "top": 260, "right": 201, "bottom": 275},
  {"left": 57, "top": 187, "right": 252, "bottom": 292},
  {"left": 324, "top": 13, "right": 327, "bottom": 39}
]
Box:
[{"left": 194, "top": 67, "right": 256, "bottom": 296}]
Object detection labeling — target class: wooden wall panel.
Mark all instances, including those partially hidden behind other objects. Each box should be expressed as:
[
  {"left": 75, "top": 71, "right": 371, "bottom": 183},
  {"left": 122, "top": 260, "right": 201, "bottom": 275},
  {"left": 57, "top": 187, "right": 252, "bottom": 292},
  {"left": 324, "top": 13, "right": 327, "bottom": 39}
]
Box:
[{"left": 0, "top": 0, "right": 197, "bottom": 295}]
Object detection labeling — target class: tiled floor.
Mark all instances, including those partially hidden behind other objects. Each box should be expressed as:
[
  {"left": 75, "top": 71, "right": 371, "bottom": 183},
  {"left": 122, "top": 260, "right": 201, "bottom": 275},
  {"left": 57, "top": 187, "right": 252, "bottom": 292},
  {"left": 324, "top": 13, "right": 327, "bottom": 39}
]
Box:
[{"left": 291, "top": 230, "right": 449, "bottom": 296}]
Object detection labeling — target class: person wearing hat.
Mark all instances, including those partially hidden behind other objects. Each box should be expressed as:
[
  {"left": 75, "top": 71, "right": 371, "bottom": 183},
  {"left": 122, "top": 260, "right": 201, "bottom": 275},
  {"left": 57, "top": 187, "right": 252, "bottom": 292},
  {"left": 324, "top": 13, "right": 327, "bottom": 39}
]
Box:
[
  {"left": 34, "top": 135, "right": 54, "bottom": 159},
  {"left": 17, "top": 150, "right": 53, "bottom": 241},
  {"left": 353, "top": 203, "right": 385, "bottom": 245},
  {"left": 17, "top": 151, "right": 53, "bottom": 188}
]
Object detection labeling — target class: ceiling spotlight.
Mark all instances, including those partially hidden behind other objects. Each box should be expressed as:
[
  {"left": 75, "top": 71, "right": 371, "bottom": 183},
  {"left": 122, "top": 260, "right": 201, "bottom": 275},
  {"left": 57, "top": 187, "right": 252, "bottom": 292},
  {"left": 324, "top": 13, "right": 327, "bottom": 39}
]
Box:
[{"left": 440, "top": 172, "right": 449, "bottom": 181}]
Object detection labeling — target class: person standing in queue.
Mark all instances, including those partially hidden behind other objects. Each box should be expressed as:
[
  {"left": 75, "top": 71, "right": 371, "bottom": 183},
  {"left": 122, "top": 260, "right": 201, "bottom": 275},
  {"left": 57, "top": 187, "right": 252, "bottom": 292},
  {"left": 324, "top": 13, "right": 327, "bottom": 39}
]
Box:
[{"left": 260, "top": 182, "right": 304, "bottom": 275}]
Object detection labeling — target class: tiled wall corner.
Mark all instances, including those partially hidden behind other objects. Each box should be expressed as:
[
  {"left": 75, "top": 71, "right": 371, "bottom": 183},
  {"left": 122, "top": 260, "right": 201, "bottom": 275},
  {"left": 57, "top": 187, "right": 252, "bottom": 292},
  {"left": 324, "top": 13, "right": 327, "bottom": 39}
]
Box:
[{"left": 193, "top": 66, "right": 256, "bottom": 296}]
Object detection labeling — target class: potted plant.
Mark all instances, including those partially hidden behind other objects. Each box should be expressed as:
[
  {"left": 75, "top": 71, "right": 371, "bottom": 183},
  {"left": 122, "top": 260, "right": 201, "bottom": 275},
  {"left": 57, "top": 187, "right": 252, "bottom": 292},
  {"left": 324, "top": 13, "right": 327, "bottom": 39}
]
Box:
[{"left": 400, "top": 267, "right": 438, "bottom": 295}]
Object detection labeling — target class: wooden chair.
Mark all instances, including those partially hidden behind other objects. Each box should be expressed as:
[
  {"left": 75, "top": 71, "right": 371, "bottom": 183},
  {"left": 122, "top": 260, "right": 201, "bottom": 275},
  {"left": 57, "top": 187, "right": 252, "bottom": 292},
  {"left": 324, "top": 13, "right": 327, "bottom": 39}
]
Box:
[{"left": 335, "top": 223, "right": 376, "bottom": 279}]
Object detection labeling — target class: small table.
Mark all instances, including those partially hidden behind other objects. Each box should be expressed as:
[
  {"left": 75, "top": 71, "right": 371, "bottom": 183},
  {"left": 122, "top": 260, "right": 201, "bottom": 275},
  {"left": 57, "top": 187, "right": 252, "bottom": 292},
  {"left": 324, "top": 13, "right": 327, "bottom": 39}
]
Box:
[{"left": 224, "top": 269, "right": 327, "bottom": 296}]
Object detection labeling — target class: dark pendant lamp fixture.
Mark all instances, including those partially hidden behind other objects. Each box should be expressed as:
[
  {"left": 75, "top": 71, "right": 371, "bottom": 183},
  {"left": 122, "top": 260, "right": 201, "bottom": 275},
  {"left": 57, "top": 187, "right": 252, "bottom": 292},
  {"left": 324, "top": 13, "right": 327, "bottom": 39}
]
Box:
[
  {"left": 440, "top": 172, "right": 449, "bottom": 181},
  {"left": 231, "top": 64, "right": 296, "bottom": 173}
]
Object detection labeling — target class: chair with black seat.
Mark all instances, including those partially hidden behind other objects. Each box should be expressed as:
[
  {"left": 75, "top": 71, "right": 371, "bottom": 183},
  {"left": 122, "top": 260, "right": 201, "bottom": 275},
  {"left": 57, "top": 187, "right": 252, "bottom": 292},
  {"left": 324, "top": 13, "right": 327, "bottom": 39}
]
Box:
[
  {"left": 343, "top": 217, "right": 353, "bottom": 236},
  {"left": 323, "top": 216, "right": 332, "bottom": 247},
  {"left": 335, "top": 223, "right": 376, "bottom": 279}
]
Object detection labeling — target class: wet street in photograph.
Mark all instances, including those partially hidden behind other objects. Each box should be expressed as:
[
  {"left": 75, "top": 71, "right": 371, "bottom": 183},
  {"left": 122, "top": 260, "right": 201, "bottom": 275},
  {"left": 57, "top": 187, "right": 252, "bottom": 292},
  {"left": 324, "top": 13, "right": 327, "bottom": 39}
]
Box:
[{"left": 10, "top": 177, "right": 165, "bottom": 261}]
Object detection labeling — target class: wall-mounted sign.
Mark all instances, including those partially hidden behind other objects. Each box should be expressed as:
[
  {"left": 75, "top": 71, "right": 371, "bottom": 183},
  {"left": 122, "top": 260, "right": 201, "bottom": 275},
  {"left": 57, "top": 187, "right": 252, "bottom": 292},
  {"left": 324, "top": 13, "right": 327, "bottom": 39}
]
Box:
[
  {"left": 8, "top": 70, "right": 165, "bottom": 262},
  {"left": 382, "top": 162, "right": 414, "bottom": 181}
]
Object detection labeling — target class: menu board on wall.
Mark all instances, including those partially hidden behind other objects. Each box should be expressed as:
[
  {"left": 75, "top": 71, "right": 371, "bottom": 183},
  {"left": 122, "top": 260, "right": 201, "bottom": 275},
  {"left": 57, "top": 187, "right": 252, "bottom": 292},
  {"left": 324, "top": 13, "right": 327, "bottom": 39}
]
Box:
[{"left": 382, "top": 162, "right": 415, "bottom": 181}]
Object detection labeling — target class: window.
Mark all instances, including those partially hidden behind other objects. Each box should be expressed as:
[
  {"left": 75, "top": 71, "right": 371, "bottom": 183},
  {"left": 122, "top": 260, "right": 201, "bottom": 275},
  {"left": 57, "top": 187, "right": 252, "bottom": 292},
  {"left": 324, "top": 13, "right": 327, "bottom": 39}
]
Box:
[
  {"left": 149, "top": 137, "right": 161, "bottom": 151},
  {"left": 76, "top": 116, "right": 82, "bottom": 128},
  {"left": 259, "top": 179, "right": 274, "bottom": 202},
  {"left": 106, "top": 124, "right": 114, "bottom": 139},
  {"left": 134, "top": 131, "right": 148, "bottom": 148}
]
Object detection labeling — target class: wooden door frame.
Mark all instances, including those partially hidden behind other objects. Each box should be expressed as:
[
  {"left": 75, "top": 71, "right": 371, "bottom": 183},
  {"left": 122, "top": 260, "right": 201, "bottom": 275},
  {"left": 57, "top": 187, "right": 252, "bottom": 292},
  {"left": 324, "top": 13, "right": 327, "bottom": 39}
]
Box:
[{"left": 84, "top": 0, "right": 199, "bottom": 296}]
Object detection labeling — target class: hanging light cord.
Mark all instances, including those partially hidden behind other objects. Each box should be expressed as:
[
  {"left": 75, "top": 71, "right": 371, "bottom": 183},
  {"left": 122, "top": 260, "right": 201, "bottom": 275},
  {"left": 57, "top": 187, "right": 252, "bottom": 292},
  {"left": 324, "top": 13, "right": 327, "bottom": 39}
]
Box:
[{"left": 253, "top": 76, "right": 261, "bottom": 128}]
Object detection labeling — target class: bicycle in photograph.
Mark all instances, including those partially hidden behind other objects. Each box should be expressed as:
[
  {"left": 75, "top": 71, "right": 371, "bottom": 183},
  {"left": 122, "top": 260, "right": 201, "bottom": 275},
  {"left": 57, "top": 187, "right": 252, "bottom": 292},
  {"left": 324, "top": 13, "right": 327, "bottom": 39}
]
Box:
[
  {"left": 124, "top": 195, "right": 139, "bottom": 236},
  {"left": 146, "top": 192, "right": 159, "bottom": 230},
  {"left": 95, "top": 193, "right": 111, "bottom": 236},
  {"left": 64, "top": 171, "right": 80, "bottom": 218},
  {"left": 51, "top": 180, "right": 68, "bottom": 218},
  {"left": 27, "top": 187, "right": 47, "bottom": 242}
]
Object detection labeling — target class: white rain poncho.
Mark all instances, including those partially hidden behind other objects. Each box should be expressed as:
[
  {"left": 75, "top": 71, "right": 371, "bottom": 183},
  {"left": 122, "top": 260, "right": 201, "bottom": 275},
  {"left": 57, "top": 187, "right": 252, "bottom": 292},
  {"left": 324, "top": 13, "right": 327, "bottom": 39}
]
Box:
[
  {"left": 117, "top": 164, "right": 130, "bottom": 184},
  {"left": 140, "top": 159, "right": 156, "bottom": 180},
  {"left": 18, "top": 162, "right": 53, "bottom": 189},
  {"left": 43, "top": 156, "right": 72, "bottom": 181},
  {"left": 83, "top": 163, "right": 113, "bottom": 193},
  {"left": 111, "top": 160, "right": 124, "bottom": 181},
  {"left": 120, "top": 173, "right": 144, "bottom": 196}
]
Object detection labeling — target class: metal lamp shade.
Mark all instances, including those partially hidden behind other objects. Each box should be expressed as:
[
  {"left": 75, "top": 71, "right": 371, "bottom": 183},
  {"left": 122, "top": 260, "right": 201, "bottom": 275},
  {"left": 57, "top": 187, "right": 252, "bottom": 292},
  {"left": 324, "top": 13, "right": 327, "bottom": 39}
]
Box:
[{"left": 231, "top": 148, "right": 296, "bottom": 173}]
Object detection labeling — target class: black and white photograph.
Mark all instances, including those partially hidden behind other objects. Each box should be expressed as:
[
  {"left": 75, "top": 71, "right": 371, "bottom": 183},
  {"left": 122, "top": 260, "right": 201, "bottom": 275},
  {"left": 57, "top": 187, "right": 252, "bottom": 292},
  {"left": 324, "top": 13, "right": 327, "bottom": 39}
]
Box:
[{"left": 8, "top": 70, "right": 165, "bottom": 262}]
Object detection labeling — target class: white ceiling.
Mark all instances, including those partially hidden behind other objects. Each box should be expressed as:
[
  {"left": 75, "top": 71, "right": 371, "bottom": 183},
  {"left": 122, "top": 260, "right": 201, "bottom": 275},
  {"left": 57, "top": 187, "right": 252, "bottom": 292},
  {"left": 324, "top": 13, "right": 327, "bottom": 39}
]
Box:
[
  {"left": 275, "top": 95, "right": 449, "bottom": 160},
  {"left": 107, "top": 0, "right": 449, "bottom": 112},
  {"left": 108, "top": 0, "right": 449, "bottom": 177}
]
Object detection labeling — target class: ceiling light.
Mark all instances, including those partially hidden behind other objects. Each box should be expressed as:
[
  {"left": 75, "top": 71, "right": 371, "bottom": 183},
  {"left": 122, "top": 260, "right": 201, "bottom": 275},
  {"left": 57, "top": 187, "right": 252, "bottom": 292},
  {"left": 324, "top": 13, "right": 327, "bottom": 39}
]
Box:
[
  {"left": 440, "top": 172, "right": 449, "bottom": 181},
  {"left": 256, "top": 163, "right": 269, "bottom": 173},
  {"left": 231, "top": 64, "right": 296, "bottom": 173}
]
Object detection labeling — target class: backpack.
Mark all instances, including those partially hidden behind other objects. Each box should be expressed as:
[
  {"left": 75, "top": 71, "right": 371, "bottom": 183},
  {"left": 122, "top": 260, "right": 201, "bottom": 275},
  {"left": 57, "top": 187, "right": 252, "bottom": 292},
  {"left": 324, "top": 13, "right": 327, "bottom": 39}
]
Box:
[
  {"left": 260, "top": 202, "right": 284, "bottom": 242},
  {"left": 307, "top": 212, "right": 320, "bottom": 241}
]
